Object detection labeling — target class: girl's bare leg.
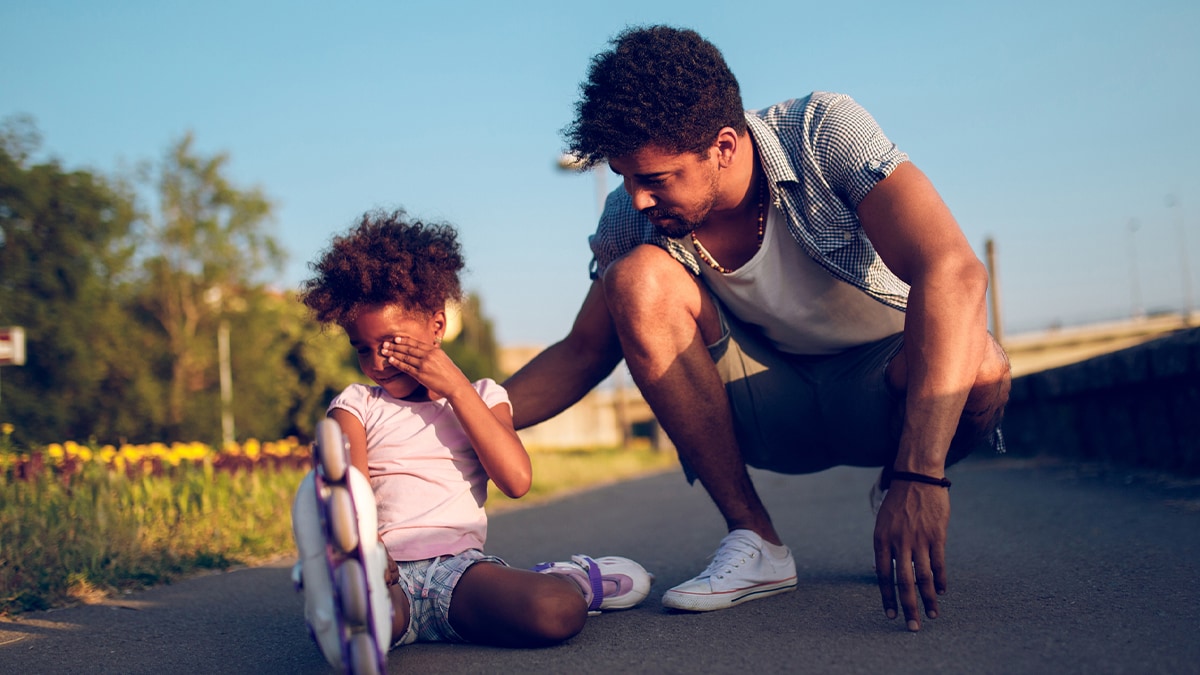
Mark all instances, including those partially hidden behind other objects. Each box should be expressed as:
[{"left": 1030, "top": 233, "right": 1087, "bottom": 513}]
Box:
[
  {"left": 447, "top": 562, "right": 587, "bottom": 647},
  {"left": 388, "top": 584, "right": 411, "bottom": 646}
]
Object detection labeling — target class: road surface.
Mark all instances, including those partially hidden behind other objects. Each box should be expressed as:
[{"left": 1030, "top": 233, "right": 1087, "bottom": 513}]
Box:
[{"left": 2, "top": 456, "right": 1198, "bottom": 674}]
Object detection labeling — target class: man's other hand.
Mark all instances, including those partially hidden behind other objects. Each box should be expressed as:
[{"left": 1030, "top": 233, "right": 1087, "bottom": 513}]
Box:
[{"left": 873, "top": 481, "right": 950, "bottom": 631}]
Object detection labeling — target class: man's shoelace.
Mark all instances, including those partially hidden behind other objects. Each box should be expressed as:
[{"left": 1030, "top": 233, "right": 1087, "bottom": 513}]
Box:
[{"left": 700, "top": 536, "right": 759, "bottom": 578}]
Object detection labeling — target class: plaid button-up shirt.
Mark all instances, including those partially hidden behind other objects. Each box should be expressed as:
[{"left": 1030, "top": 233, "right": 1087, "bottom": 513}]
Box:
[{"left": 587, "top": 91, "right": 912, "bottom": 312}]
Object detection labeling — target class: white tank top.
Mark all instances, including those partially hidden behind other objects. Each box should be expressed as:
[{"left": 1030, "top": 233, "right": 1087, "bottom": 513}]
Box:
[{"left": 692, "top": 203, "right": 905, "bottom": 355}]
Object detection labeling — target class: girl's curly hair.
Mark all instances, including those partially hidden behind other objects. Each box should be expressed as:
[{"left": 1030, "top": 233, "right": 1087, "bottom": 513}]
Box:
[
  {"left": 563, "top": 25, "right": 746, "bottom": 167},
  {"left": 299, "top": 209, "right": 464, "bottom": 326}
]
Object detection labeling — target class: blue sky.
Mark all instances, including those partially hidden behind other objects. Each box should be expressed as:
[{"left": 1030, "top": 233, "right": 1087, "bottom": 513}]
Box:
[{"left": 2, "top": 1, "right": 1197, "bottom": 346}]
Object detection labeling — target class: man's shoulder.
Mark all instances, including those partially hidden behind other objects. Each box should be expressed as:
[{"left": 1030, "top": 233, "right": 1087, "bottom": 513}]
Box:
[
  {"left": 594, "top": 187, "right": 646, "bottom": 234},
  {"left": 748, "top": 92, "right": 860, "bottom": 130},
  {"left": 589, "top": 188, "right": 653, "bottom": 270}
]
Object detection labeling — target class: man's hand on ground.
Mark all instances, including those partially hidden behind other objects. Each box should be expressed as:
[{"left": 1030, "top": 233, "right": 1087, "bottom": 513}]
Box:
[{"left": 872, "top": 482, "right": 950, "bottom": 631}]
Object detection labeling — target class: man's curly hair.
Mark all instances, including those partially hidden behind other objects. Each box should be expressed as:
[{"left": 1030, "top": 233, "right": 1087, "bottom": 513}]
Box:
[
  {"left": 299, "top": 209, "right": 464, "bottom": 326},
  {"left": 563, "top": 25, "right": 746, "bottom": 167}
]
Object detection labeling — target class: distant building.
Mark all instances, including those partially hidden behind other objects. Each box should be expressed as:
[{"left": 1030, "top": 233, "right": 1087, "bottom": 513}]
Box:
[{"left": 499, "top": 346, "right": 666, "bottom": 450}]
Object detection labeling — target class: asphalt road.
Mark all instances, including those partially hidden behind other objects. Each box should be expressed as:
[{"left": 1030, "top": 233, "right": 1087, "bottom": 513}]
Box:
[{"left": 3, "top": 455, "right": 1199, "bottom": 674}]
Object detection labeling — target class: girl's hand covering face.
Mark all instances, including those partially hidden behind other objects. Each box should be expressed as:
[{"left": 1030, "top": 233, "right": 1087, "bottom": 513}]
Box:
[{"left": 380, "top": 334, "right": 469, "bottom": 400}]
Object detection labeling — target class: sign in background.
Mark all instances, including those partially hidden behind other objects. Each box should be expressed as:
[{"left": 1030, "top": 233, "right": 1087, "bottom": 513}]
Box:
[{"left": 0, "top": 327, "right": 26, "bottom": 366}]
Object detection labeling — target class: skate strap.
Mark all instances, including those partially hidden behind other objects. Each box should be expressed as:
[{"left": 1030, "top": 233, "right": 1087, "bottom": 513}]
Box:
[
  {"left": 573, "top": 555, "right": 604, "bottom": 612},
  {"left": 531, "top": 556, "right": 605, "bottom": 612}
]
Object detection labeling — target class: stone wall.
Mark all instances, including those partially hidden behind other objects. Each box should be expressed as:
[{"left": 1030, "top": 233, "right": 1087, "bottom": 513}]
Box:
[{"left": 1001, "top": 327, "right": 1200, "bottom": 474}]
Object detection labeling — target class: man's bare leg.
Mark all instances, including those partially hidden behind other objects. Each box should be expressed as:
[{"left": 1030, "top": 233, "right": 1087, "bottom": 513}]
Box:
[{"left": 602, "top": 245, "right": 781, "bottom": 545}]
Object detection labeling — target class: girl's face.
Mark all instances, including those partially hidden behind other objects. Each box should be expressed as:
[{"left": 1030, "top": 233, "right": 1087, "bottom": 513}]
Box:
[{"left": 342, "top": 303, "right": 445, "bottom": 400}]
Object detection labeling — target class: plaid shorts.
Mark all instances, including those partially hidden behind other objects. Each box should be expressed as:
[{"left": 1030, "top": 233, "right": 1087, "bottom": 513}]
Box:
[{"left": 392, "top": 549, "right": 507, "bottom": 646}]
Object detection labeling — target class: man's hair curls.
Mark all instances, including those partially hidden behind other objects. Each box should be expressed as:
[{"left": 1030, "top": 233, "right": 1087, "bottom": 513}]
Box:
[{"left": 563, "top": 25, "right": 746, "bottom": 167}]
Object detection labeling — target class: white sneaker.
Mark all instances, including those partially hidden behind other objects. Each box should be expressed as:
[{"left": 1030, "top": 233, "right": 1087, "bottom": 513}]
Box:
[
  {"left": 533, "top": 555, "right": 653, "bottom": 615},
  {"left": 292, "top": 418, "right": 393, "bottom": 674},
  {"left": 661, "top": 529, "right": 797, "bottom": 612}
]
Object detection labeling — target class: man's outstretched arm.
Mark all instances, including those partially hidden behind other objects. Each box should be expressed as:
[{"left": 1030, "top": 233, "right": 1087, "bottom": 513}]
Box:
[
  {"left": 857, "top": 162, "right": 993, "bottom": 631},
  {"left": 503, "top": 279, "right": 625, "bottom": 430}
]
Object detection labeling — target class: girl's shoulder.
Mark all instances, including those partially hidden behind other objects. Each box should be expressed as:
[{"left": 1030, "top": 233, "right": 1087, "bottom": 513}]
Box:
[
  {"left": 471, "top": 378, "right": 510, "bottom": 408},
  {"left": 330, "top": 382, "right": 385, "bottom": 411}
]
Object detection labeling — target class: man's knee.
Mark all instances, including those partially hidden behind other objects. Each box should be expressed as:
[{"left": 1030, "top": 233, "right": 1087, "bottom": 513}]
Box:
[
  {"left": 885, "top": 334, "right": 1011, "bottom": 401},
  {"left": 948, "top": 338, "right": 1011, "bottom": 465},
  {"left": 601, "top": 245, "right": 720, "bottom": 344},
  {"left": 966, "top": 337, "right": 1012, "bottom": 412},
  {"left": 602, "top": 246, "right": 692, "bottom": 308}
]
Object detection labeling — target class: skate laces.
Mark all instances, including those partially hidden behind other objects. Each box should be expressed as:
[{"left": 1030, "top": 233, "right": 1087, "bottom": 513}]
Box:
[{"left": 700, "top": 532, "right": 761, "bottom": 580}]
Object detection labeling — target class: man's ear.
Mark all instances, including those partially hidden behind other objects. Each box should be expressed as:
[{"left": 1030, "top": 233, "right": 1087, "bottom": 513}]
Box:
[{"left": 713, "top": 126, "right": 741, "bottom": 167}]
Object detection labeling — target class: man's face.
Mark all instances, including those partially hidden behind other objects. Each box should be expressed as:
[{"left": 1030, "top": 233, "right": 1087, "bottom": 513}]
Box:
[{"left": 608, "top": 145, "right": 721, "bottom": 238}]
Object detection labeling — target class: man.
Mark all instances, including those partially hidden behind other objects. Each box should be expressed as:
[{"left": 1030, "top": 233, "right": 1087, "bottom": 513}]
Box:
[{"left": 504, "top": 25, "right": 1010, "bottom": 632}]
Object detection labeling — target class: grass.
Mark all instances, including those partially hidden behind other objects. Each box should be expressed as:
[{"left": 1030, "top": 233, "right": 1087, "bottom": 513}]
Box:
[
  {"left": 0, "top": 457, "right": 306, "bottom": 615},
  {"left": 0, "top": 435, "right": 677, "bottom": 617},
  {"left": 489, "top": 443, "right": 680, "bottom": 512}
]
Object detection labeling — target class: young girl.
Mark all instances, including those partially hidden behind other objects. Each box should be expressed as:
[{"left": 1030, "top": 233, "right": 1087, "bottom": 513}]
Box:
[{"left": 291, "top": 210, "right": 652, "bottom": 673}]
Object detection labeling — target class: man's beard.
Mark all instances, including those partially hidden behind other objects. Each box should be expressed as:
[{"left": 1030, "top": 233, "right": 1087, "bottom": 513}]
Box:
[
  {"left": 643, "top": 166, "right": 721, "bottom": 239},
  {"left": 646, "top": 208, "right": 707, "bottom": 238}
]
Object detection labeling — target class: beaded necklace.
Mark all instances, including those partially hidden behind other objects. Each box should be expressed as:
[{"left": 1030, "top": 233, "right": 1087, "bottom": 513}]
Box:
[{"left": 691, "top": 176, "right": 767, "bottom": 274}]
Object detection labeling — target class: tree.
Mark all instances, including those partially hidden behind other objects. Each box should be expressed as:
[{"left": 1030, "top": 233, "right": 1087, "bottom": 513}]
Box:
[
  {"left": 227, "top": 290, "right": 361, "bottom": 443},
  {"left": 0, "top": 116, "right": 143, "bottom": 444},
  {"left": 0, "top": 122, "right": 501, "bottom": 446},
  {"left": 134, "top": 133, "right": 284, "bottom": 439}
]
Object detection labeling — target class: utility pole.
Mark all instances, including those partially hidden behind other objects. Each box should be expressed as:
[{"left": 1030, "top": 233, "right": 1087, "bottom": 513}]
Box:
[
  {"left": 984, "top": 237, "right": 1003, "bottom": 347},
  {"left": 1167, "top": 194, "right": 1193, "bottom": 326}
]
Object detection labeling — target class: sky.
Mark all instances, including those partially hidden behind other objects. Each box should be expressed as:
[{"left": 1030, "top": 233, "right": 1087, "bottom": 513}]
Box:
[{"left": 2, "top": 0, "right": 1198, "bottom": 347}]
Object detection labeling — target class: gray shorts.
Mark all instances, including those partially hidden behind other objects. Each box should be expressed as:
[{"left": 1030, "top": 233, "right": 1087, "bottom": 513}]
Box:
[
  {"left": 696, "top": 303, "right": 907, "bottom": 481},
  {"left": 392, "top": 549, "right": 507, "bottom": 646}
]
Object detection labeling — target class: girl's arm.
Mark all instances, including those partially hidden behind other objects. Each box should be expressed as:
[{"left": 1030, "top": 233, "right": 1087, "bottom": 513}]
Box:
[
  {"left": 329, "top": 407, "right": 370, "bottom": 480},
  {"left": 382, "top": 335, "right": 532, "bottom": 498},
  {"left": 445, "top": 392, "right": 531, "bottom": 499}
]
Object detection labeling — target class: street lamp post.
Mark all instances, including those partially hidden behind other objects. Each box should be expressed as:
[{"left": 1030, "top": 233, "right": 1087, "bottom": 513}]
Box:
[
  {"left": 555, "top": 154, "right": 631, "bottom": 447},
  {"left": 556, "top": 153, "right": 608, "bottom": 214}
]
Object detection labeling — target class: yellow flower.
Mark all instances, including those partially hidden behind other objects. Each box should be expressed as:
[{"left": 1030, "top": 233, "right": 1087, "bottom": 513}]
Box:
[
  {"left": 1, "top": 423, "right": 13, "bottom": 436},
  {"left": 181, "top": 442, "right": 210, "bottom": 461},
  {"left": 119, "top": 443, "right": 143, "bottom": 462}
]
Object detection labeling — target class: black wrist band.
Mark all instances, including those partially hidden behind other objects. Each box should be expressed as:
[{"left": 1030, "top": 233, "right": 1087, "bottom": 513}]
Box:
[{"left": 889, "top": 471, "right": 951, "bottom": 489}]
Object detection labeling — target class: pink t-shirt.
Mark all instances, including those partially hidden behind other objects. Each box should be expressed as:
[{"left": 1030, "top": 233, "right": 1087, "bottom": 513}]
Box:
[{"left": 328, "top": 379, "right": 511, "bottom": 561}]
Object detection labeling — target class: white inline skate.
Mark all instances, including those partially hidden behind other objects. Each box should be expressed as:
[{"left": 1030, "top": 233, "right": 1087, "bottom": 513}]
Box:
[{"left": 292, "top": 418, "right": 393, "bottom": 674}]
